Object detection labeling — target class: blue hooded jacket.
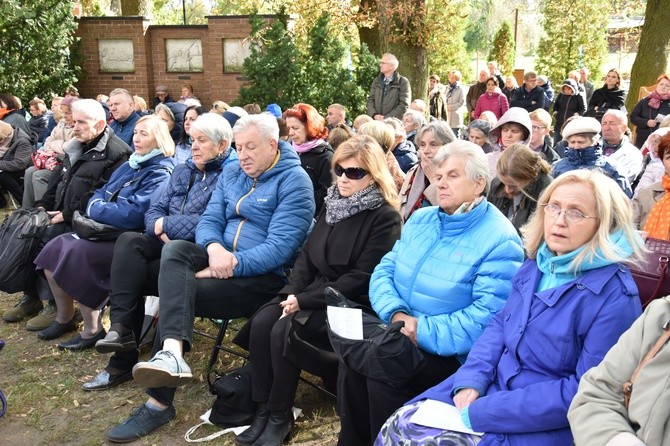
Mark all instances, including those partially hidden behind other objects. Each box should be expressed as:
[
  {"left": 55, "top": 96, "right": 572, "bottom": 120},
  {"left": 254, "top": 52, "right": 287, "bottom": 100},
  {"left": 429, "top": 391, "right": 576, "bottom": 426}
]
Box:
[{"left": 195, "top": 140, "right": 315, "bottom": 277}]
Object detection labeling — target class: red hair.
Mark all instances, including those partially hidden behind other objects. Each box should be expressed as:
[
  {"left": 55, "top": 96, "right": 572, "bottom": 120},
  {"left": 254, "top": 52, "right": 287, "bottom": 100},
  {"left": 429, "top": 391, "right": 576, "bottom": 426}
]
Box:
[
  {"left": 282, "top": 103, "right": 328, "bottom": 140},
  {"left": 658, "top": 132, "right": 670, "bottom": 160},
  {"left": 657, "top": 73, "right": 670, "bottom": 84}
]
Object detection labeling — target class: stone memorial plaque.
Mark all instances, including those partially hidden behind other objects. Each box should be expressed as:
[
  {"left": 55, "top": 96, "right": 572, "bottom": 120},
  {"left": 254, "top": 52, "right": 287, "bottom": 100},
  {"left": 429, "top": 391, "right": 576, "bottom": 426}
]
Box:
[
  {"left": 223, "top": 39, "right": 252, "bottom": 73},
  {"left": 99, "top": 39, "right": 134, "bottom": 72},
  {"left": 166, "top": 39, "right": 203, "bottom": 72}
]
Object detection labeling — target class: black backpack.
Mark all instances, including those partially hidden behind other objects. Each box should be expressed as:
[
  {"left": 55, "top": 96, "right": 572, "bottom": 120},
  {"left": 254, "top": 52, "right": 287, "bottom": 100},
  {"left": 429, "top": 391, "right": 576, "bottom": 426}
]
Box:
[
  {"left": 0, "top": 209, "right": 51, "bottom": 293},
  {"left": 207, "top": 363, "right": 254, "bottom": 428}
]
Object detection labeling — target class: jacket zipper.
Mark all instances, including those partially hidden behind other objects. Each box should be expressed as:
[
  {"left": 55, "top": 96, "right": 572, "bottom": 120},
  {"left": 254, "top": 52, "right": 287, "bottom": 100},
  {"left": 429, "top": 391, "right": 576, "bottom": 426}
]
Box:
[{"left": 232, "top": 178, "right": 257, "bottom": 251}]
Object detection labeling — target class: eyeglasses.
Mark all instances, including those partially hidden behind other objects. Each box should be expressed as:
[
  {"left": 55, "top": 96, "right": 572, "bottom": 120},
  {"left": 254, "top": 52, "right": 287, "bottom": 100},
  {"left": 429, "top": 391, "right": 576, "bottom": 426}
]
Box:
[
  {"left": 334, "top": 164, "right": 369, "bottom": 180},
  {"left": 532, "top": 125, "right": 547, "bottom": 131},
  {"left": 542, "top": 203, "right": 597, "bottom": 224}
]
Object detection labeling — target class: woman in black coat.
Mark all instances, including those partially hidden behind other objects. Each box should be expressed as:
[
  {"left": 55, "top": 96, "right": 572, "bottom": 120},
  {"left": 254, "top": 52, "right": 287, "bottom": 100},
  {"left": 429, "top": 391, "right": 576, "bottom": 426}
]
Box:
[
  {"left": 587, "top": 68, "right": 626, "bottom": 122},
  {"left": 233, "top": 134, "right": 402, "bottom": 446},
  {"left": 631, "top": 73, "right": 670, "bottom": 148},
  {"left": 488, "top": 144, "right": 552, "bottom": 233}
]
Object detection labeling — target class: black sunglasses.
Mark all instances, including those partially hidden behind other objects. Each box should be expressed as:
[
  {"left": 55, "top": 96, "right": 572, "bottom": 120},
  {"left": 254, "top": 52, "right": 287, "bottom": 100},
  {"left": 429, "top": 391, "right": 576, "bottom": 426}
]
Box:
[{"left": 334, "top": 164, "right": 369, "bottom": 180}]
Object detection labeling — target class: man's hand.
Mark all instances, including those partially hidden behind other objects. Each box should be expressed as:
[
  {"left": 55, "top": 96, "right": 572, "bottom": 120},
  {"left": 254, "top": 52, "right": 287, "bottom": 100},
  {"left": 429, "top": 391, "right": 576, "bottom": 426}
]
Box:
[
  {"left": 391, "top": 312, "right": 418, "bottom": 346},
  {"left": 374, "top": 114, "right": 385, "bottom": 121},
  {"left": 202, "top": 243, "right": 238, "bottom": 279}
]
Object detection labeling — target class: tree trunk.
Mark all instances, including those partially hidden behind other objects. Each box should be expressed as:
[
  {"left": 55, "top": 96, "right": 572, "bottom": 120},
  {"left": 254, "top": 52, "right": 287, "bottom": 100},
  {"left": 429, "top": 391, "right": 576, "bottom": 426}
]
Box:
[
  {"left": 391, "top": 43, "right": 427, "bottom": 102},
  {"left": 625, "top": 0, "right": 670, "bottom": 113}
]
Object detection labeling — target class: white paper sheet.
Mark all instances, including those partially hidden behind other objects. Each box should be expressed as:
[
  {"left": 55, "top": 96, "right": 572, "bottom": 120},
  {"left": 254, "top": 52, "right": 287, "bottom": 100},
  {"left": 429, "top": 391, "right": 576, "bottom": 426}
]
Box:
[
  {"left": 327, "top": 306, "right": 363, "bottom": 340},
  {"left": 409, "top": 399, "right": 485, "bottom": 436}
]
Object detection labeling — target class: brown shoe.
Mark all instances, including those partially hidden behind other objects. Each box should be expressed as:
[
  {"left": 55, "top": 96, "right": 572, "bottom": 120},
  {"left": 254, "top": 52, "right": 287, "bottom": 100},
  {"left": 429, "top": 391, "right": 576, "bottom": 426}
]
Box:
[
  {"left": 26, "top": 301, "right": 58, "bottom": 331},
  {"left": 2, "top": 295, "right": 43, "bottom": 323}
]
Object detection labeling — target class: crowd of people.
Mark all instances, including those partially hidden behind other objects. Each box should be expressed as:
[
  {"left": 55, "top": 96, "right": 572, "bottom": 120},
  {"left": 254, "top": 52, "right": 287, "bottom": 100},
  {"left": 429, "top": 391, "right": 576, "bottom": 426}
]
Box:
[{"left": 0, "top": 53, "right": 669, "bottom": 445}]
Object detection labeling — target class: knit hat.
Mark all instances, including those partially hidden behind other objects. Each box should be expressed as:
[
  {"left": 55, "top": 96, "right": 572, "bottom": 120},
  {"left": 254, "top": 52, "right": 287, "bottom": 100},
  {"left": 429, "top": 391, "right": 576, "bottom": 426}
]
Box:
[
  {"left": 155, "top": 85, "right": 168, "bottom": 93},
  {"left": 266, "top": 103, "right": 282, "bottom": 118},
  {"left": 562, "top": 117, "right": 601, "bottom": 139},
  {"left": 468, "top": 119, "right": 492, "bottom": 136}
]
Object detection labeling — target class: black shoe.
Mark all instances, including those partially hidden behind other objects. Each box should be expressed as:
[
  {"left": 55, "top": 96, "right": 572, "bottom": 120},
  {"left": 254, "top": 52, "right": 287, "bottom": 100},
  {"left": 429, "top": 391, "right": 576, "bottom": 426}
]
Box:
[
  {"left": 58, "top": 330, "right": 107, "bottom": 352},
  {"left": 37, "top": 314, "right": 80, "bottom": 340},
  {"left": 252, "top": 410, "right": 294, "bottom": 446},
  {"left": 105, "top": 403, "right": 175, "bottom": 443},
  {"left": 82, "top": 369, "right": 133, "bottom": 391},
  {"left": 95, "top": 330, "right": 137, "bottom": 354},
  {"left": 236, "top": 404, "right": 270, "bottom": 446}
]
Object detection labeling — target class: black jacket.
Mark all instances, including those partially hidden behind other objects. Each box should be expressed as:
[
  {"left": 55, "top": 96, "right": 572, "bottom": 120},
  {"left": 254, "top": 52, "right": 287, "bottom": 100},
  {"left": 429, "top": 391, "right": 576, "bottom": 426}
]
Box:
[
  {"left": 630, "top": 96, "right": 670, "bottom": 148},
  {"left": 510, "top": 86, "right": 547, "bottom": 112},
  {"left": 553, "top": 93, "right": 587, "bottom": 136},
  {"left": 37, "top": 126, "right": 131, "bottom": 223},
  {"left": 0, "top": 128, "right": 33, "bottom": 172},
  {"left": 299, "top": 142, "right": 334, "bottom": 216},
  {"left": 587, "top": 86, "right": 626, "bottom": 121},
  {"left": 489, "top": 172, "right": 553, "bottom": 232}
]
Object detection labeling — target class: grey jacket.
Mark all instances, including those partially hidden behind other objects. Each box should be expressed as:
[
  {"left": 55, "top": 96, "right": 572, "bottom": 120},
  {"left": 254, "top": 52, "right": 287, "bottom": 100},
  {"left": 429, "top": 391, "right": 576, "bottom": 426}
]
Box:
[
  {"left": 569, "top": 297, "right": 670, "bottom": 446},
  {"left": 366, "top": 72, "right": 411, "bottom": 119}
]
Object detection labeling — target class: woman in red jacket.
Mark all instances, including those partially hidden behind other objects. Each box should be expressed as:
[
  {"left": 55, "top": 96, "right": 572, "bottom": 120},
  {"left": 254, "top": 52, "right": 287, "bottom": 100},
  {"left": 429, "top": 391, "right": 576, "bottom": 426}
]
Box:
[{"left": 473, "top": 77, "right": 509, "bottom": 120}]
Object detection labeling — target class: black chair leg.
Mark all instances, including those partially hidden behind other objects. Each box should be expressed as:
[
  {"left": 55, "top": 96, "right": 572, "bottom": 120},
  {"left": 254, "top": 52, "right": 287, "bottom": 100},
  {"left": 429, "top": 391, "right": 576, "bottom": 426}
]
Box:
[{"left": 207, "top": 319, "right": 229, "bottom": 371}]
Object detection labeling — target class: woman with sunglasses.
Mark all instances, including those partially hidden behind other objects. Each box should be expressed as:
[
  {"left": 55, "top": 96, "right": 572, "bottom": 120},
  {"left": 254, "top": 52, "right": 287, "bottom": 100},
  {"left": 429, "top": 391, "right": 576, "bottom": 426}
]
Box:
[
  {"left": 377, "top": 169, "right": 644, "bottom": 446},
  {"left": 283, "top": 103, "right": 334, "bottom": 216},
  {"left": 233, "top": 134, "right": 402, "bottom": 446},
  {"left": 337, "top": 141, "right": 524, "bottom": 445}
]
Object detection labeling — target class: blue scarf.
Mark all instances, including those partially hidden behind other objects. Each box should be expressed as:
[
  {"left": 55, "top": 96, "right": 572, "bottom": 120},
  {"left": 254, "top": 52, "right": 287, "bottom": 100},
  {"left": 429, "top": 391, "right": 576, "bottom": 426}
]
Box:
[{"left": 129, "top": 148, "right": 164, "bottom": 169}]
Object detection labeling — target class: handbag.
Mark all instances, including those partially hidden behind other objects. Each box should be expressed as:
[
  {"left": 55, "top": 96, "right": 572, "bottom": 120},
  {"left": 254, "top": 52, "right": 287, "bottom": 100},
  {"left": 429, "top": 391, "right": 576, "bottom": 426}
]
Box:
[
  {"left": 71, "top": 211, "right": 127, "bottom": 242},
  {"left": 206, "top": 363, "right": 254, "bottom": 428},
  {"left": 325, "top": 287, "right": 426, "bottom": 388},
  {"left": 629, "top": 237, "right": 670, "bottom": 308}
]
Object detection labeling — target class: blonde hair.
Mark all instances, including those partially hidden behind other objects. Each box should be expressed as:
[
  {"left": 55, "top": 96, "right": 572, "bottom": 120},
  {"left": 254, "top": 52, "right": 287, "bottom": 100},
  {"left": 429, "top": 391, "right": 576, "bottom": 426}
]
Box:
[
  {"left": 358, "top": 121, "right": 395, "bottom": 153},
  {"left": 332, "top": 134, "right": 400, "bottom": 210},
  {"left": 135, "top": 115, "right": 175, "bottom": 157},
  {"left": 521, "top": 169, "right": 645, "bottom": 270},
  {"left": 353, "top": 114, "right": 373, "bottom": 131}
]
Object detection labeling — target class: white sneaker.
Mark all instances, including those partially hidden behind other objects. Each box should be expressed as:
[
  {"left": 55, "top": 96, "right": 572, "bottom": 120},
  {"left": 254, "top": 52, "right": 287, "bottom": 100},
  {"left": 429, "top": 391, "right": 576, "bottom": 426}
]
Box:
[{"left": 132, "top": 349, "right": 193, "bottom": 388}]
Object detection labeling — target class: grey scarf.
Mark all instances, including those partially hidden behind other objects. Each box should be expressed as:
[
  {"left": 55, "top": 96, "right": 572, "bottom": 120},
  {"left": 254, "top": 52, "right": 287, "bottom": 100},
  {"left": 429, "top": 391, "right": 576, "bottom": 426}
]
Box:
[{"left": 324, "top": 184, "right": 385, "bottom": 225}]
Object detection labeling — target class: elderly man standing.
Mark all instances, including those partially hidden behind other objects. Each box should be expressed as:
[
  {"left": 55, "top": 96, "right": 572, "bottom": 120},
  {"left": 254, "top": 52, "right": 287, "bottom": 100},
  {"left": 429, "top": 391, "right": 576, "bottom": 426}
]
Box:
[
  {"left": 466, "top": 69, "right": 489, "bottom": 119},
  {"left": 601, "top": 109, "right": 643, "bottom": 181},
  {"left": 367, "top": 53, "right": 411, "bottom": 120},
  {"left": 2, "top": 99, "right": 131, "bottom": 329},
  {"left": 104, "top": 113, "right": 315, "bottom": 443},
  {"left": 108, "top": 88, "right": 140, "bottom": 149}
]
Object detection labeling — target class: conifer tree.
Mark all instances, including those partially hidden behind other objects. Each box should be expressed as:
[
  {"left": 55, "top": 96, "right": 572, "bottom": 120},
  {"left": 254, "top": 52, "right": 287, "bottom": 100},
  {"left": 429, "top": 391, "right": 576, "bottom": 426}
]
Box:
[{"left": 488, "top": 21, "right": 515, "bottom": 76}]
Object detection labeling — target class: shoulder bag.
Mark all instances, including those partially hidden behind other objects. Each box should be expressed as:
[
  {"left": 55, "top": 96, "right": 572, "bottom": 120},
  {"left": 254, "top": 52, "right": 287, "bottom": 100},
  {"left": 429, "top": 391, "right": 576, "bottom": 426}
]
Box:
[{"left": 629, "top": 237, "right": 670, "bottom": 308}]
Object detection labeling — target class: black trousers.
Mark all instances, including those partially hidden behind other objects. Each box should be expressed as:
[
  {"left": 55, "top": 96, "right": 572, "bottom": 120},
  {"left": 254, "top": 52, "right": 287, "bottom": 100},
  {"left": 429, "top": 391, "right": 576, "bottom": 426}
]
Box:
[
  {"left": 106, "top": 232, "right": 162, "bottom": 373},
  {"left": 0, "top": 170, "right": 23, "bottom": 204},
  {"left": 336, "top": 350, "right": 462, "bottom": 445},
  {"left": 146, "top": 239, "right": 285, "bottom": 406}
]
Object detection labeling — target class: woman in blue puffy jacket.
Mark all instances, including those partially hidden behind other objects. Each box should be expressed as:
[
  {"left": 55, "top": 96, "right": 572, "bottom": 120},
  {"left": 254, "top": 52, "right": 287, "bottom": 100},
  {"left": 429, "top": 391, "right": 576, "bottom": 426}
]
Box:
[
  {"left": 34, "top": 115, "right": 176, "bottom": 349},
  {"left": 337, "top": 140, "right": 525, "bottom": 445},
  {"left": 376, "top": 169, "right": 645, "bottom": 446},
  {"left": 82, "top": 113, "right": 238, "bottom": 390}
]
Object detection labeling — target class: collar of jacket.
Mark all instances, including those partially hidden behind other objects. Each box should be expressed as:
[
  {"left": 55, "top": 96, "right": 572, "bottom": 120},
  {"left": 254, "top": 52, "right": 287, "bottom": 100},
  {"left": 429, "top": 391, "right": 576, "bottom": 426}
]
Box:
[{"left": 565, "top": 145, "right": 602, "bottom": 165}]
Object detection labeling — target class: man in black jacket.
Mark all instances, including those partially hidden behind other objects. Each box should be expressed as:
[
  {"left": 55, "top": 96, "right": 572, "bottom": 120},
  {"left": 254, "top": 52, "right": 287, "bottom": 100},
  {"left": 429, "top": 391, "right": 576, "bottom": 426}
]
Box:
[
  {"left": 367, "top": 53, "right": 412, "bottom": 120},
  {"left": 511, "top": 71, "right": 548, "bottom": 112}
]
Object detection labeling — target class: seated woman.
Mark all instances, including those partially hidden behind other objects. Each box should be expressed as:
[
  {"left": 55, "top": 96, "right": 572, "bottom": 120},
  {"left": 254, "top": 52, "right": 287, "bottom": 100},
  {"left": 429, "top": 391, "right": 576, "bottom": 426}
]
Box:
[
  {"left": 489, "top": 144, "right": 552, "bottom": 232},
  {"left": 22, "top": 96, "right": 78, "bottom": 208},
  {"left": 486, "top": 107, "right": 532, "bottom": 178},
  {"left": 384, "top": 117, "right": 418, "bottom": 173},
  {"left": 552, "top": 116, "right": 632, "bottom": 197},
  {"left": 283, "top": 103, "right": 333, "bottom": 216},
  {"left": 568, "top": 296, "right": 670, "bottom": 445},
  {"left": 337, "top": 141, "right": 525, "bottom": 445},
  {"left": 358, "top": 121, "right": 406, "bottom": 191},
  {"left": 233, "top": 134, "right": 402, "bottom": 446},
  {"left": 33, "top": 114, "right": 176, "bottom": 347},
  {"left": 630, "top": 73, "right": 670, "bottom": 148},
  {"left": 0, "top": 121, "right": 32, "bottom": 209},
  {"left": 83, "top": 113, "right": 237, "bottom": 390},
  {"left": 633, "top": 129, "right": 670, "bottom": 199},
  {"left": 377, "top": 169, "right": 645, "bottom": 446},
  {"left": 398, "top": 121, "right": 456, "bottom": 221},
  {"left": 633, "top": 132, "right": 670, "bottom": 234},
  {"left": 154, "top": 102, "right": 187, "bottom": 147},
  {"left": 467, "top": 120, "right": 495, "bottom": 154}
]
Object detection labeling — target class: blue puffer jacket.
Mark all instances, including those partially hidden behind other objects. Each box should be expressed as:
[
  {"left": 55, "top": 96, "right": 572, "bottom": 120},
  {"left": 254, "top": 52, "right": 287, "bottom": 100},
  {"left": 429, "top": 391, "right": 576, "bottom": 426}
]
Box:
[
  {"left": 392, "top": 139, "right": 418, "bottom": 173},
  {"left": 411, "top": 241, "right": 642, "bottom": 446},
  {"left": 551, "top": 145, "right": 632, "bottom": 197},
  {"left": 195, "top": 140, "right": 315, "bottom": 277},
  {"left": 86, "top": 154, "right": 175, "bottom": 229},
  {"left": 145, "top": 152, "right": 237, "bottom": 241},
  {"left": 369, "top": 201, "right": 524, "bottom": 359}
]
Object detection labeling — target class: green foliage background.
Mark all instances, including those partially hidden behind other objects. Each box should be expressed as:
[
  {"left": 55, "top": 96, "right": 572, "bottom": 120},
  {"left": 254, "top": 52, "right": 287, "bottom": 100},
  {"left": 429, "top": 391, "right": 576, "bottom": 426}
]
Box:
[{"left": 0, "top": 0, "right": 80, "bottom": 102}]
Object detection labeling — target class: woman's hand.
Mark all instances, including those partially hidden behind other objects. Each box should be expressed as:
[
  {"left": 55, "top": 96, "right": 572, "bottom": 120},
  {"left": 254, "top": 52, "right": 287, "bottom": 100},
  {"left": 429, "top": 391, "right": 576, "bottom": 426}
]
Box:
[
  {"left": 454, "top": 388, "right": 480, "bottom": 410},
  {"left": 392, "top": 312, "right": 419, "bottom": 346},
  {"left": 279, "top": 294, "right": 300, "bottom": 319},
  {"left": 203, "top": 243, "right": 238, "bottom": 279},
  {"left": 47, "top": 211, "right": 63, "bottom": 225},
  {"left": 647, "top": 119, "right": 657, "bottom": 128},
  {"left": 422, "top": 158, "right": 437, "bottom": 183}
]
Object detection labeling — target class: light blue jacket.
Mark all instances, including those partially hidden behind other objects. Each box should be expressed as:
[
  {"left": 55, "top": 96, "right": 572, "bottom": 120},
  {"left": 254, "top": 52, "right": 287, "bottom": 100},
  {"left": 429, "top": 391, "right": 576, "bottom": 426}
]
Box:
[
  {"left": 195, "top": 140, "right": 315, "bottom": 277},
  {"left": 369, "top": 201, "right": 524, "bottom": 359}
]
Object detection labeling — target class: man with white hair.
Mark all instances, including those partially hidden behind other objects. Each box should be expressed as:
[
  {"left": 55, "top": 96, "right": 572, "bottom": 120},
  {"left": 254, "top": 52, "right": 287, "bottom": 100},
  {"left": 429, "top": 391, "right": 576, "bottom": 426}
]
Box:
[
  {"left": 601, "top": 109, "right": 643, "bottom": 181},
  {"left": 367, "top": 53, "right": 411, "bottom": 120}
]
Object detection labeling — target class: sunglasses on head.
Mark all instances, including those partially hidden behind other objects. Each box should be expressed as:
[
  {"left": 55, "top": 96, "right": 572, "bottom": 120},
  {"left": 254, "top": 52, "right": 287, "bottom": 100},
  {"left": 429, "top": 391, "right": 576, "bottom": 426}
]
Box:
[{"left": 334, "top": 164, "right": 369, "bottom": 180}]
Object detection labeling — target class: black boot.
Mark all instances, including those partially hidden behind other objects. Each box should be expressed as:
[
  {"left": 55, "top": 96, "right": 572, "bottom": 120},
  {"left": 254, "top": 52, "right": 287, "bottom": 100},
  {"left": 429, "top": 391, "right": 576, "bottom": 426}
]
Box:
[
  {"left": 252, "top": 410, "right": 294, "bottom": 446},
  {"left": 236, "top": 403, "right": 270, "bottom": 446}
]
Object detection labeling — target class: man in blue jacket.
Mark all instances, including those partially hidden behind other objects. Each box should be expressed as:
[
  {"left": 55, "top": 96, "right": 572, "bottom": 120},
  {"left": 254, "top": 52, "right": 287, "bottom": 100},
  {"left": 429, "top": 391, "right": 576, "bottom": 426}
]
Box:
[
  {"left": 108, "top": 88, "right": 140, "bottom": 150},
  {"left": 105, "top": 113, "right": 316, "bottom": 443},
  {"left": 511, "top": 71, "right": 548, "bottom": 113}
]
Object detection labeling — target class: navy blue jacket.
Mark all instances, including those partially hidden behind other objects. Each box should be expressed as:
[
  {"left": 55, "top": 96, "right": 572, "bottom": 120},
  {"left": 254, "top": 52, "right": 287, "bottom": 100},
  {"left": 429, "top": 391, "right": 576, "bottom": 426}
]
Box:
[
  {"left": 392, "top": 139, "right": 418, "bottom": 173},
  {"left": 144, "top": 152, "right": 237, "bottom": 241},
  {"left": 511, "top": 86, "right": 547, "bottom": 112},
  {"left": 110, "top": 111, "right": 140, "bottom": 150}
]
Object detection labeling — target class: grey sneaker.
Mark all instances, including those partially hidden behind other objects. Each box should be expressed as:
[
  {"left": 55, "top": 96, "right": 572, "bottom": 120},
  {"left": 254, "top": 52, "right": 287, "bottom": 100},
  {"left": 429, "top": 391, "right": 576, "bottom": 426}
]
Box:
[
  {"left": 25, "top": 301, "right": 58, "bottom": 331},
  {"left": 132, "top": 350, "right": 192, "bottom": 388},
  {"left": 105, "top": 403, "right": 175, "bottom": 443},
  {"left": 2, "top": 295, "right": 43, "bottom": 323}
]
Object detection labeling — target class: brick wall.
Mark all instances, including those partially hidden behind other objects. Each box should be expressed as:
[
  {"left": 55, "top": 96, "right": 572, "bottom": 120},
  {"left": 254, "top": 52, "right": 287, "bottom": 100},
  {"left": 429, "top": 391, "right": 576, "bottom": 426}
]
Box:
[{"left": 74, "top": 15, "right": 275, "bottom": 107}]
